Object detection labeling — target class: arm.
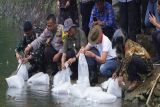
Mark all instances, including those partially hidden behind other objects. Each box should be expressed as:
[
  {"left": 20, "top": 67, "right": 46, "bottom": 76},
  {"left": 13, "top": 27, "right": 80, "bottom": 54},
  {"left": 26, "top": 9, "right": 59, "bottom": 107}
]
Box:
[
  {"left": 95, "top": 52, "right": 107, "bottom": 64},
  {"left": 31, "top": 28, "right": 51, "bottom": 50},
  {"left": 61, "top": 53, "right": 67, "bottom": 69},
  {"left": 25, "top": 28, "right": 51, "bottom": 54},
  {"left": 85, "top": 51, "right": 107, "bottom": 64}
]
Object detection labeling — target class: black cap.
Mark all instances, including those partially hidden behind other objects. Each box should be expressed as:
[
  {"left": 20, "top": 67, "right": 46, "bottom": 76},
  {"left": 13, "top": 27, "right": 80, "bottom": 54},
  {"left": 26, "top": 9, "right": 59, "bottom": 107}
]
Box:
[{"left": 23, "top": 21, "right": 33, "bottom": 32}]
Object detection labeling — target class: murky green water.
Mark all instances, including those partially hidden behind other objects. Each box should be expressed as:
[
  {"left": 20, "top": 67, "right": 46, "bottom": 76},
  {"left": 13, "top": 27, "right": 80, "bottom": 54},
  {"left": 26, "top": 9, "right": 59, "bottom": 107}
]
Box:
[
  {"left": 0, "top": 17, "right": 19, "bottom": 107},
  {"left": 0, "top": 17, "right": 123, "bottom": 107}
]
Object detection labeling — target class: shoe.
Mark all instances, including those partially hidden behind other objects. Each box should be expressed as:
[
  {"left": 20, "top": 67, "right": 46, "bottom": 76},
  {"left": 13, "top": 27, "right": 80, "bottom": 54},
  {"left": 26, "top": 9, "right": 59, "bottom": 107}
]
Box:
[{"left": 127, "top": 81, "right": 139, "bottom": 92}]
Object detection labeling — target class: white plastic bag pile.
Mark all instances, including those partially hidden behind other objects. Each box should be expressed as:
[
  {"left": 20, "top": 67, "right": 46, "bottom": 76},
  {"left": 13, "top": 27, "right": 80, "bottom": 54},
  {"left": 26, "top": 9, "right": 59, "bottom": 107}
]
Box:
[
  {"left": 85, "top": 87, "right": 117, "bottom": 103},
  {"left": 27, "top": 72, "right": 49, "bottom": 85},
  {"left": 52, "top": 53, "right": 122, "bottom": 103},
  {"left": 6, "top": 60, "right": 28, "bottom": 88},
  {"left": 52, "top": 67, "right": 72, "bottom": 94},
  {"left": 6, "top": 60, "right": 50, "bottom": 88}
]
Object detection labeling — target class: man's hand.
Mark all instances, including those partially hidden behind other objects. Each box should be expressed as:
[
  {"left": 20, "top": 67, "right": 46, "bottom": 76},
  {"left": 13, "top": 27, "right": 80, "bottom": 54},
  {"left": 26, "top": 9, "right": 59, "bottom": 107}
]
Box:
[
  {"left": 85, "top": 51, "right": 96, "bottom": 58},
  {"left": 80, "top": 47, "right": 85, "bottom": 53},
  {"left": 22, "top": 58, "right": 28, "bottom": 64},
  {"left": 61, "top": 63, "right": 66, "bottom": 70},
  {"left": 67, "top": 57, "right": 76, "bottom": 65},
  {"left": 149, "top": 14, "right": 157, "bottom": 25},
  {"left": 117, "top": 76, "right": 125, "bottom": 87},
  {"left": 112, "top": 72, "right": 117, "bottom": 80},
  {"left": 16, "top": 53, "right": 22, "bottom": 60},
  {"left": 24, "top": 44, "right": 32, "bottom": 55}
]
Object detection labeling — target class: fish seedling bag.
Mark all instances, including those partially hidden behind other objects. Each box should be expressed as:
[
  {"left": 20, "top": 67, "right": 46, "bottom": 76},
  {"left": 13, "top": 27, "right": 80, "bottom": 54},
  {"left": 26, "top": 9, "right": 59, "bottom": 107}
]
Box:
[
  {"left": 77, "top": 53, "right": 90, "bottom": 87},
  {"left": 17, "top": 63, "right": 28, "bottom": 81},
  {"left": 6, "top": 75, "right": 25, "bottom": 88},
  {"left": 69, "top": 53, "right": 90, "bottom": 98},
  {"left": 52, "top": 67, "right": 72, "bottom": 94},
  {"left": 27, "top": 72, "right": 49, "bottom": 85},
  {"left": 101, "top": 78, "right": 122, "bottom": 98}
]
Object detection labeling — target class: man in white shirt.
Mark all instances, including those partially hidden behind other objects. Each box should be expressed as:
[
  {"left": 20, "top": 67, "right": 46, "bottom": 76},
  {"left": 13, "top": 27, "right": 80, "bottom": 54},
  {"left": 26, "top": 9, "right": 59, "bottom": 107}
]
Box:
[{"left": 82, "top": 25, "right": 118, "bottom": 80}]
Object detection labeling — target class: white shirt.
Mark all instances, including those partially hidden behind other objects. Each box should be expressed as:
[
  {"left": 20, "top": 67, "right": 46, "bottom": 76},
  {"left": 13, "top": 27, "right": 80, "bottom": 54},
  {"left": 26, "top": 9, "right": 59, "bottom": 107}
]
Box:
[
  {"left": 89, "top": 34, "right": 117, "bottom": 60},
  {"left": 119, "top": 0, "right": 133, "bottom": 3}
]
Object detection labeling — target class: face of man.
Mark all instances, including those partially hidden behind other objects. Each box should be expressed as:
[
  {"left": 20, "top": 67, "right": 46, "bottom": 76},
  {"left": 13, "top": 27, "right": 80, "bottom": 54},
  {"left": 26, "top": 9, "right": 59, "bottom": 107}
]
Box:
[
  {"left": 96, "top": 2, "right": 105, "bottom": 12},
  {"left": 67, "top": 27, "right": 76, "bottom": 36},
  {"left": 47, "top": 19, "right": 57, "bottom": 31},
  {"left": 24, "top": 30, "right": 33, "bottom": 36}
]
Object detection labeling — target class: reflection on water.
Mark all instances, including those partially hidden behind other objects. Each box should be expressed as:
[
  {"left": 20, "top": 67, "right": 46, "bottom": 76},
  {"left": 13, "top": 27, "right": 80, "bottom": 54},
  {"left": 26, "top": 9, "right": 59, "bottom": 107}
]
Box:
[{"left": 6, "top": 84, "right": 122, "bottom": 107}]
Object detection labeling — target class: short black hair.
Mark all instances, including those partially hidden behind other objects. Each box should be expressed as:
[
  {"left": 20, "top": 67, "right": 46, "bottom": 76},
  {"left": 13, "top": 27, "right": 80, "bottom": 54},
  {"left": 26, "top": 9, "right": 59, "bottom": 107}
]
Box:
[
  {"left": 23, "top": 21, "right": 33, "bottom": 32},
  {"left": 95, "top": 0, "right": 105, "bottom": 2},
  {"left": 46, "top": 14, "right": 56, "bottom": 21}
]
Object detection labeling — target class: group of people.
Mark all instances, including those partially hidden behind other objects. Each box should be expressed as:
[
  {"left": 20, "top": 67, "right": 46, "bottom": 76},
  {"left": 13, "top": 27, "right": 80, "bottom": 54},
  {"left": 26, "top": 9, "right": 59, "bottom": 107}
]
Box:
[{"left": 15, "top": 0, "right": 159, "bottom": 92}]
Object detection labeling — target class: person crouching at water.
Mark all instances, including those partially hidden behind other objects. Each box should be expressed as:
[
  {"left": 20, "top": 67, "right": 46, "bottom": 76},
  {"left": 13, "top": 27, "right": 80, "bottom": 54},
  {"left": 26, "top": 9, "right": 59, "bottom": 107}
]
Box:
[
  {"left": 61, "top": 18, "right": 87, "bottom": 80},
  {"left": 24, "top": 14, "right": 64, "bottom": 76},
  {"left": 15, "top": 21, "right": 44, "bottom": 77},
  {"left": 82, "top": 25, "right": 118, "bottom": 84},
  {"left": 117, "top": 39, "right": 153, "bottom": 92}
]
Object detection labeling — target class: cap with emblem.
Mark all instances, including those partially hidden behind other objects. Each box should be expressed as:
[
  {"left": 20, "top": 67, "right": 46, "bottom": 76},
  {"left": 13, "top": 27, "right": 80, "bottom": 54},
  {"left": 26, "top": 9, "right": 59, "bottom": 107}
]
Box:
[{"left": 63, "top": 18, "right": 76, "bottom": 32}]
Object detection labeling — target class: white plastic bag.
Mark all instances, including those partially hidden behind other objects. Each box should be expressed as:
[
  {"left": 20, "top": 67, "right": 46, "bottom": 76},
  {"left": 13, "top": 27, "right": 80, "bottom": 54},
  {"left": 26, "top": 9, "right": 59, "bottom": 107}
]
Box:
[
  {"left": 52, "top": 68, "right": 71, "bottom": 94},
  {"left": 6, "top": 75, "right": 25, "bottom": 88},
  {"left": 27, "top": 72, "right": 49, "bottom": 85},
  {"left": 17, "top": 63, "right": 28, "bottom": 81},
  {"left": 83, "top": 87, "right": 102, "bottom": 98},
  {"left": 52, "top": 82, "right": 71, "bottom": 94},
  {"left": 69, "top": 84, "right": 88, "bottom": 98},
  {"left": 101, "top": 78, "right": 112, "bottom": 89},
  {"left": 107, "top": 79, "right": 122, "bottom": 98},
  {"left": 86, "top": 91, "right": 117, "bottom": 103},
  {"left": 53, "top": 67, "right": 71, "bottom": 87},
  {"left": 77, "top": 53, "right": 90, "bottom": 87},
  {"left": 101, "top": 78, "right": 122, "bottom": 98}
]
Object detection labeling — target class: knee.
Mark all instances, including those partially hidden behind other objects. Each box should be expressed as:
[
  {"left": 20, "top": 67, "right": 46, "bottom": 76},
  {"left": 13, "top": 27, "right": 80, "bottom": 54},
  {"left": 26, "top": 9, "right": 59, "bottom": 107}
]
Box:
[{"left": 100, "top": 65, "right": 112, "bottom": 77}]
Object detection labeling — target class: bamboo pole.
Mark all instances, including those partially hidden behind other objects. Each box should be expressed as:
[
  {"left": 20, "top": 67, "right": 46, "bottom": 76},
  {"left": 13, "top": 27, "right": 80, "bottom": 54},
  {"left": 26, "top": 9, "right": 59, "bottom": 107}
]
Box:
[{"left": 146, "top": 73, "right": 160, "bottom": 106}]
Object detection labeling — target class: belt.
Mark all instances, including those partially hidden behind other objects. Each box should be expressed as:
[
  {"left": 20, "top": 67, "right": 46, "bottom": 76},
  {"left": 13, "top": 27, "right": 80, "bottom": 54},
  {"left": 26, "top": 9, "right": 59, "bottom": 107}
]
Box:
[{"left": 109, "top": 57, "right": 117, "bottom": 60}]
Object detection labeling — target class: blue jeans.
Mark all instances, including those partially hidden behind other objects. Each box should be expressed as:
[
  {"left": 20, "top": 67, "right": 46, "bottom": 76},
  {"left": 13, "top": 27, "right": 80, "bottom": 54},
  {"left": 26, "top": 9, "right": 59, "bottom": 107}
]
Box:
[
  {"left": 100, "top": 58, "right": 118, "bottom": 77},
  {"left": 145, "top": 0, "right": 160, "bottom": 30}
]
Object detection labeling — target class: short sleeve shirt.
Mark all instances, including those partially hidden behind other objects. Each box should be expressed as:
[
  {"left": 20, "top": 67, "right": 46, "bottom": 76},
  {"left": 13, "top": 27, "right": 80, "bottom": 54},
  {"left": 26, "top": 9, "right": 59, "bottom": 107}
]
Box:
[{"left": 89, "top": 34, "right": 117, "bottom": 60}]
